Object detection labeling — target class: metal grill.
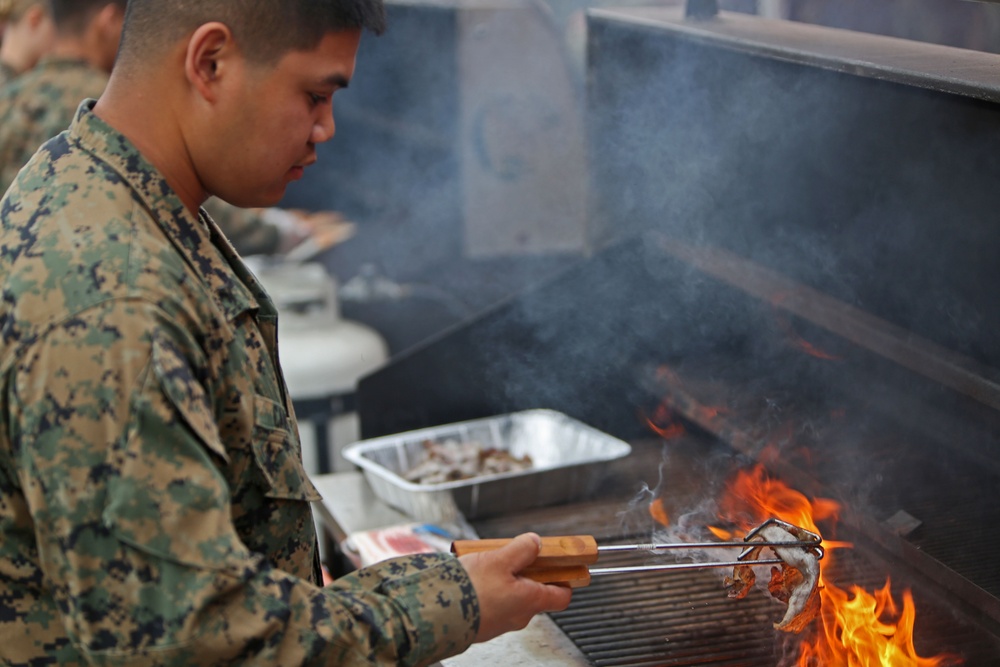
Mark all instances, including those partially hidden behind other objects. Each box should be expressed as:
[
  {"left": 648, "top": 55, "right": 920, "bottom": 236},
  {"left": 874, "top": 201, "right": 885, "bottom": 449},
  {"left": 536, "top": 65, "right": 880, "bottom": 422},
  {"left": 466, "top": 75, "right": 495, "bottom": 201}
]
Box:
[
  {"left": 551, "top": 557, "right": 790, "bottom": 666},
  {"left": 547, "top": 547, "right": 999, "bottom": 666},
  {"left": 640, "top": 345, "right": 1000, "bottom": 628},
  {"left": 472, "top": 436, "right": 1000, "bottom": 666}
]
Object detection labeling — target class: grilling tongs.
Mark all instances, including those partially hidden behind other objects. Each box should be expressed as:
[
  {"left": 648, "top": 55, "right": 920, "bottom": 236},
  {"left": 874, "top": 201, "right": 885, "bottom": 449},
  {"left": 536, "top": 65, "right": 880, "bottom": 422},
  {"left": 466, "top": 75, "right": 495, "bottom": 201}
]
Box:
[{"left": 451, "top": 518, "right": 824, "bottom": 588}]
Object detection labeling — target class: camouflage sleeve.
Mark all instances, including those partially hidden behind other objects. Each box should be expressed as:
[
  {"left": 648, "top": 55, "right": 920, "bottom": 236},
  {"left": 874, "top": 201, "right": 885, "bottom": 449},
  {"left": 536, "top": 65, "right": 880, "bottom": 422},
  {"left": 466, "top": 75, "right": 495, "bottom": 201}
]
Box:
[
  {"left": 202, "top": 198, "right": 282, "bottom": 256},
  {"left": 7, "top": 298, "right": 479, "bottom": 666}
]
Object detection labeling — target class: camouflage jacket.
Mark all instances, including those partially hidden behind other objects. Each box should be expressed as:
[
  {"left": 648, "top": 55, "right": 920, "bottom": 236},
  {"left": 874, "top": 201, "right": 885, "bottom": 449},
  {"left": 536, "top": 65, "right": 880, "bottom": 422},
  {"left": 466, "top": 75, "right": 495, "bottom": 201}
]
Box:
[
  {"left": 0, "top": 61, "right": 17, "bottom": 88},
  {"left": 0, "top": 56, "right": 283, "bottom": 255},
  {"left": 0, "top": 102, "right": 479, "bottom": 665}
]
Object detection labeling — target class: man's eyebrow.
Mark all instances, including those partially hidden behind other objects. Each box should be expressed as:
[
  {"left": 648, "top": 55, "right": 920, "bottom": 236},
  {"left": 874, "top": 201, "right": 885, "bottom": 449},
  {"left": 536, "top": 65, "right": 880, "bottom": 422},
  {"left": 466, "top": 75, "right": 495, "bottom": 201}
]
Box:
[{"left": 323, "top": 74, "right": 350, "bottom": 88}]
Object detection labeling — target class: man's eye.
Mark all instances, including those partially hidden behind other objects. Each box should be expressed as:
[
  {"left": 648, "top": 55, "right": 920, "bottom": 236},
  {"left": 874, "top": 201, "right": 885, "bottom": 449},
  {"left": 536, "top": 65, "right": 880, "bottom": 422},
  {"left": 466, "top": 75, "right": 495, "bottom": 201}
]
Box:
[{"left": 309, "top": 93, "right": 329, "bottom": 106}]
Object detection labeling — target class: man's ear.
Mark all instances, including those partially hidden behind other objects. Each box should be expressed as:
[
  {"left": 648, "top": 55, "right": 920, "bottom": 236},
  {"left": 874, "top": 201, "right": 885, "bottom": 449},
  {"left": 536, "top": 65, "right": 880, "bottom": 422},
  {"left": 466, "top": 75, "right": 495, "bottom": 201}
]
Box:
[
  {"left": 89, "top": 3, "right": 123, "bottom": 46},
  {"left": 25, "top": 4, "right": 48, "bottom": 28},
  {"left": 184, "top": 22, "right": 235, "bottom": 103}
]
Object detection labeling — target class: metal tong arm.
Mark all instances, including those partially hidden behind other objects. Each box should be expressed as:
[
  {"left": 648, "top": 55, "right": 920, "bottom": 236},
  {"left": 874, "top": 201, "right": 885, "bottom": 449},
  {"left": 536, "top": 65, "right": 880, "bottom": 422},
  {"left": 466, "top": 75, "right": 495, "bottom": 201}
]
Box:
[
  {"left": 598, "top": 539, "right": 820, "bottom": 557},
  {"left": 450, "top": 526, "right": 824, "bottom": 589}
]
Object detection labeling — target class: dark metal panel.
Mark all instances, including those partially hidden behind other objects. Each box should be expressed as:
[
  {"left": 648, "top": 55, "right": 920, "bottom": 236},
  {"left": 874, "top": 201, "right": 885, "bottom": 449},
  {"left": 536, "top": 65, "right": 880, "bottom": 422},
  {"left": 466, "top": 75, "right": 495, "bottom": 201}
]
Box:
[
  {"left": 586, "top": 9, "right": 1000, "bottom": 370},
  {"left": 589, "top": 8, "right": 1000, "bottom": 100},
  {"left": 356, "top": 237, "right": 676, "bottom": 439}
]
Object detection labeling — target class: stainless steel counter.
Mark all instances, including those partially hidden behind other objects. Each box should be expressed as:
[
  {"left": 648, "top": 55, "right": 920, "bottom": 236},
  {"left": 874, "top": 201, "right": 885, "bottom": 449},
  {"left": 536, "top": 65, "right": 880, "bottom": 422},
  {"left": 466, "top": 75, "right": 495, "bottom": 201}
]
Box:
[{"left": 441, "top": 615, "right": 589, "bottom": 667}]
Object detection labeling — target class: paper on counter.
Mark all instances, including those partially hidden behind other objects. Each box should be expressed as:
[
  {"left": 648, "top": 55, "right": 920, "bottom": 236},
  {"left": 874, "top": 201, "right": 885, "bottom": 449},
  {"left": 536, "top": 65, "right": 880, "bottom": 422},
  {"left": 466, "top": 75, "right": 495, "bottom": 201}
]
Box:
[{"left": 344, "top": 522, "right": 457, "bottom": 568}]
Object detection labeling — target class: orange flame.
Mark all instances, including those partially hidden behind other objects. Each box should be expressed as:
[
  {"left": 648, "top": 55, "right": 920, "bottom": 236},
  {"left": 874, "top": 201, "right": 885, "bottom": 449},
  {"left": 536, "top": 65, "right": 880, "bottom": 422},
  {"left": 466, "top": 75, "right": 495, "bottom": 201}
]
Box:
[
  {"left": 799, "top": 581, "right": 954, "bottom": 666},
  {"left": 649, "top": 498, "right": 670, "bottom": 527},
  {"left": 719, "top": 465, "right": 958, "bottom": 666},
  {"left": 707, "top": 525, "right": 733, "bottom": 540},
  {"left": 788, "top": 336, "right": 842, "bottom": 361},
  {"left": 718, "top": 465, "right": 839, "bottom": 538},
  {"left": 646, "top": 404, "right": 686, "bottom": 440},
  {"left": 646, "top": 417, "right": 686, "bottom": 440},
  {"left": 771, "top": 293, "right": 841, "bottom": 361}
]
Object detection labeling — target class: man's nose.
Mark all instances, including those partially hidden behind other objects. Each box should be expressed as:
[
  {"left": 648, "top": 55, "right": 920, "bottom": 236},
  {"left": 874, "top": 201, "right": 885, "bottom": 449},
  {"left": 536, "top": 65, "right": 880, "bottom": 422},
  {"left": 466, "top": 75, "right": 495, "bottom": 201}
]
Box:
[{"left": 312, "top": 109, "right": 335, "bottom": 144}]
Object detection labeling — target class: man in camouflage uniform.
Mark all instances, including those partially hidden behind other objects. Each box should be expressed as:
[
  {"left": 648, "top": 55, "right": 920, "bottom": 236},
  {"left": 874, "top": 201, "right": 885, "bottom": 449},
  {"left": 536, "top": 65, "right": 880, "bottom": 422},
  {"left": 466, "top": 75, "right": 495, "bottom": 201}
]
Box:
[
  {"left": 0, "top": 0, "right": 571, "bottom": 664},
  {"left": 0, "top": 0, "right": 53, "bottom": 86},
  {"left": 0, "top": 0, "right": 344, "bottom": 257}
]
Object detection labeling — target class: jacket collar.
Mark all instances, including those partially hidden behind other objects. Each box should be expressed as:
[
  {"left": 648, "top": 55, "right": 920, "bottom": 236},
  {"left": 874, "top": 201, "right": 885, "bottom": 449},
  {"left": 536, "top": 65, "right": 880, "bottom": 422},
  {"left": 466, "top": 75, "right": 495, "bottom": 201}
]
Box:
[{"left": 68, "top": 100, "right": 276, "bottom": 321}]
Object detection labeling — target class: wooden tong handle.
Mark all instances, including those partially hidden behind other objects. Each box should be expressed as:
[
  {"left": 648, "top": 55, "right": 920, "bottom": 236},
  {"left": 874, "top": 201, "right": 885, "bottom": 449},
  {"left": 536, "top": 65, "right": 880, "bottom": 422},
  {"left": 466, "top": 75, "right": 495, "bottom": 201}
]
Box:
[{"left": 451, "top": 535, "right": 598, "bottom": 588}]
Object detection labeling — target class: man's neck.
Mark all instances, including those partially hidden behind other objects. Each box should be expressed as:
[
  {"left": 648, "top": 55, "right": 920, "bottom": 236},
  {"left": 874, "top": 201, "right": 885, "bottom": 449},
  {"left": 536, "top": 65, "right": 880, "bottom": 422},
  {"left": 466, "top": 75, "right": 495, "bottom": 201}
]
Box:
[
  {"left": 49, "top": 38, "right": 93, "bottom": 67},
  {"left": 93, "top": 76, "right": 208, "bottom": 215},
  {"left": 0, "top": 39, "right": 29, "bottom": 73}
]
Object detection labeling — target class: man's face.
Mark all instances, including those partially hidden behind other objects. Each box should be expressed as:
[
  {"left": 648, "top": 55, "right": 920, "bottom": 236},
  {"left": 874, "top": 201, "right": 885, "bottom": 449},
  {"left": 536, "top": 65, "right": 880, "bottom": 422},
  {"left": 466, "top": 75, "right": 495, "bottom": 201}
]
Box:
[{"left": 204, "top": 29, "right": 362, "bottom": 208}]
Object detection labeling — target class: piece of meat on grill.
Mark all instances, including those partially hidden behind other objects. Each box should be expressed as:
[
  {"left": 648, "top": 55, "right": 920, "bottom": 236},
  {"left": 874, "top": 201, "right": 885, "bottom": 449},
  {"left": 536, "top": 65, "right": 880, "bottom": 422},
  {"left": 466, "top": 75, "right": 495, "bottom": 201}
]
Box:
[
  {"left": 760, "top": 524, "right": 821, "bottom": 632},
  {"left": 725, "top": 544, "right": 761, "bottom": 600},
  {"left": 767, "top": 562, "right": 821, "bottom": 633},
  {"left": 724, "top": 524, "right": 821, "bottom": 633}
]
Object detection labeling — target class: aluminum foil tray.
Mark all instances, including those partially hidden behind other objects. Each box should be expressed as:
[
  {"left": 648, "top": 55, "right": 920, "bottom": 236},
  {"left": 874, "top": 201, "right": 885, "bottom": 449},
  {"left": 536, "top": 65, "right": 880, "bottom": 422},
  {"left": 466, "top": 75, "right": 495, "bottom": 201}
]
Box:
[{"left": 342, "top": 409, "right": 632, "bottom": 523}]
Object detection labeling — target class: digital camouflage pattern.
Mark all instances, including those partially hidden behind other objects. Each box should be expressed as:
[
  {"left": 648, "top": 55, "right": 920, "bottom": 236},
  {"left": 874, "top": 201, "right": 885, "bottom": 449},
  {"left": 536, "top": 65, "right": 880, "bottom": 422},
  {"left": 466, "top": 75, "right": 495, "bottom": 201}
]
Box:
[
  {"left": 0, "top": 56, "right": 107, "bottom": 195},
  {"left": 0, "top": 56, "right": 284, "bottom": 255},
  {"left": 0, "top": 102, "right": 480, "bottom": 665},
  {"left": 203, "top": 198, "right": 282, "bottom": 257},
  {"left": 0, "top": 61, "right": 16, "bottom": 88}
]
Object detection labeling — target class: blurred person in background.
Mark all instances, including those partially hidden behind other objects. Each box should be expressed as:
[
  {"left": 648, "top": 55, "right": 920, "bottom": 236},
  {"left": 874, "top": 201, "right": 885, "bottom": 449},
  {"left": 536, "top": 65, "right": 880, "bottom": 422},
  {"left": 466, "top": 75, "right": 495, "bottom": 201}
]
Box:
[
  {"left": 0, "top": 0, "right": 352, "bottom": 257},
  {"left": 0, "top": 0, "right": 54, "bottom": 86}
]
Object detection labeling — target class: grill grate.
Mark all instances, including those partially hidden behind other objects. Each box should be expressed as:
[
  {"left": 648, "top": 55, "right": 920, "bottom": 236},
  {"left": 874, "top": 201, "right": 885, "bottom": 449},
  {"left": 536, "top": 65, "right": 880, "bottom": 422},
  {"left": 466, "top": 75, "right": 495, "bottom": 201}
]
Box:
[
  {"left": 547, "top": 547, "right": 1000, "bottom": 666},
  {"left": 552, "top": 559, "right": 785, "bottom": 666},
  {"left": 472, "top": 437, "right": 1000, "bottom": 666}
]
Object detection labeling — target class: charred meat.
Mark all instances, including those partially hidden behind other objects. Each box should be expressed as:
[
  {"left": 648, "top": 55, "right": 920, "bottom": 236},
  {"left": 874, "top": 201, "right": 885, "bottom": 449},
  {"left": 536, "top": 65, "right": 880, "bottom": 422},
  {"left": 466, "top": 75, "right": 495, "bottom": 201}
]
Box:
[{"left": 725, "top": 523, "right": 822, "bottom": 633}]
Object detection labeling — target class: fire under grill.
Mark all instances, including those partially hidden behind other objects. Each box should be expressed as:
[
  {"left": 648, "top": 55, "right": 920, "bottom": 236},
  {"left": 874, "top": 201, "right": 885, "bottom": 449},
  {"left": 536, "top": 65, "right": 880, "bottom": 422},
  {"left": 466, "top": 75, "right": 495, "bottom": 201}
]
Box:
[
  {"left": 471, "top": 435, "right": 1000, "bottom": 665},
  {"left": 552, "top": 553, "right": 983, "bottom": 667}
]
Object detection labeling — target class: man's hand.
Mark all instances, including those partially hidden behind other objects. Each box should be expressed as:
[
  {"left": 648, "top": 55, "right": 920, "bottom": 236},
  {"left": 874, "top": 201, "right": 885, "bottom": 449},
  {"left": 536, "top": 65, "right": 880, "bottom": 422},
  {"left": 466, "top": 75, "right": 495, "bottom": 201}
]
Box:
[{"left": 458, "top": 532, "right": 573, "bottom": 643}]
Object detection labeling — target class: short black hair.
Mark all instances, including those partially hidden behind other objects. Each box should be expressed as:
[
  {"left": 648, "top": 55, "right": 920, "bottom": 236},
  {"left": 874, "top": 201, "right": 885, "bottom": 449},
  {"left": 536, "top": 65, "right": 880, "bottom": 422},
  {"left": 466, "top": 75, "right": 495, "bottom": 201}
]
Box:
[
  {"left": 49, "top": 0, "right": 126, "bottom": 34},
  {"left": 118, "top": 0, "right": 386, "bottom": 67}
]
